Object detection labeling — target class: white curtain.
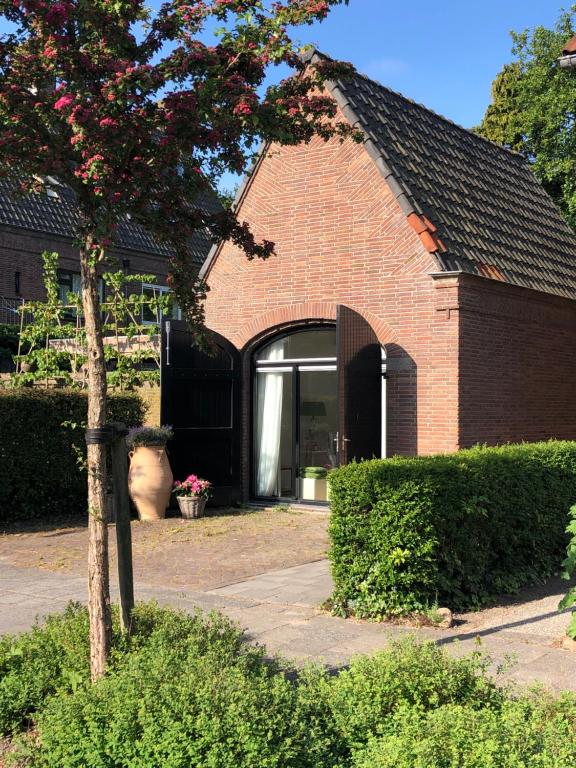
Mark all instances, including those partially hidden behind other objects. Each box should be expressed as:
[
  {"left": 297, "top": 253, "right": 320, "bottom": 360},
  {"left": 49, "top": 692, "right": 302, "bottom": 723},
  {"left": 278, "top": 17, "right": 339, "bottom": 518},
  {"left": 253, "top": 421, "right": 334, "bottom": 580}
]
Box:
[{"left": 256, "top": 340, "right": 285, "bottom": 496}]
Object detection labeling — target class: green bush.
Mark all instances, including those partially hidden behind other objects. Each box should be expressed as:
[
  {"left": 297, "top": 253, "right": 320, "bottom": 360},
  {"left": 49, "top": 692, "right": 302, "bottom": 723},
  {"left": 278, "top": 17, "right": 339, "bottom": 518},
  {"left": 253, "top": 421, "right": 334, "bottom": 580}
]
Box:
[
  {"left": 0, "top": 388, "right": 145, "bottom": 522},
  {"left": 12, "top": 604, "right": 335, "bottom": 768},
  {"left": 5, "top": 604, "right": 576, "bottom": 768},
  {"left": 328, "top": 442, "right": 576, "bottom": 616},
  {"left": 352, "top": 697, "right": 576, "bottom": 768},
  {"left": 0, "top": 602, "right": 253, "bottom": 739},
  {"left": 0, "top": 603, "right": 91, "bottom": 735},
  {"left": 324, "top": 638, "right": 504, "bottom": 751}
]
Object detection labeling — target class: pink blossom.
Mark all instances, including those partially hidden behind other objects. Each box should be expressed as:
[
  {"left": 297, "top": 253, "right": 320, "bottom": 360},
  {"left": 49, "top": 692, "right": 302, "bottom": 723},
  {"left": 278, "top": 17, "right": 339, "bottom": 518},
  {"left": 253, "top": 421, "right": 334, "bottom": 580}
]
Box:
[
  {"left": 54, "top": 94, "right": 74, "bottom": 111},
  {"left": 233, "top": 101, "right": 252, "bottom": 117},
  {"left": 99, "top": 117, "right": 119, "bottom": 129}
]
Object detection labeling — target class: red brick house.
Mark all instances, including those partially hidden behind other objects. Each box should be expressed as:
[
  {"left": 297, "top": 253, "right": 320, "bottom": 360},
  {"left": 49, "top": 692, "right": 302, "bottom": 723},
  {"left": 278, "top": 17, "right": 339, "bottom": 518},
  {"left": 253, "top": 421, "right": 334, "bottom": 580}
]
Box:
[
  {"left": 161, "top": 55, "right": 576, "bottom": 505},
  {"left": 0, "top": 177, "right": 219, "bottom": 324}
]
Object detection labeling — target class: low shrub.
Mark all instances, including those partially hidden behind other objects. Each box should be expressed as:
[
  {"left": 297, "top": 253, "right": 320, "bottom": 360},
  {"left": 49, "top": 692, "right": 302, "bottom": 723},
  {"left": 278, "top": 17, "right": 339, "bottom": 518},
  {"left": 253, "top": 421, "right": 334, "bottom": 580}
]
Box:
[
  {"left": 12, "top": 605, "right": 335, "bottom": 768},
  {"left": 5, "top": 603, "right": 576, "bottom": 768},
  {"left": 0, "top": 388, "right": 145, "bottom": 522},
  {"left": 324, "top": 638, "right": 504, "bottom": 751},
  {"left": 352, "top": 697, "right": 576, "bottom": 768},
  {"left": 0, "top": 603, "right": 90, "bottom": 735},
  {"left": 0, "top": 602, "right": 254, "bottom": 739},
  {"left": 329, "top": 442, "right": 576, "bottom": 615}
]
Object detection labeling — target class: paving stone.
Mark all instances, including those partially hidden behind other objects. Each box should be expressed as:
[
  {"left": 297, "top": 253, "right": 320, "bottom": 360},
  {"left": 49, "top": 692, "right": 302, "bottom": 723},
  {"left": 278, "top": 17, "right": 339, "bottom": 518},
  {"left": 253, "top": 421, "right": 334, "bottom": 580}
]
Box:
[{"left": 2, "top": 558, "right": 576, "bottom": 693}]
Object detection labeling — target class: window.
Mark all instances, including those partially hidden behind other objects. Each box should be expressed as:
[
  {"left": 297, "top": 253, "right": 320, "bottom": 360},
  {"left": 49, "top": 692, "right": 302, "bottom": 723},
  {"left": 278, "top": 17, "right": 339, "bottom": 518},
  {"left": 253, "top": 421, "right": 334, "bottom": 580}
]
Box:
[
  {"left": 141, "top": 284, "right": 181, "bottom": 325},
  {"left": 253, "top": 328, "right": 338, "bottom": 500},
  {"left": 57, "top": 270, "right": 104, "bottom": 310}
]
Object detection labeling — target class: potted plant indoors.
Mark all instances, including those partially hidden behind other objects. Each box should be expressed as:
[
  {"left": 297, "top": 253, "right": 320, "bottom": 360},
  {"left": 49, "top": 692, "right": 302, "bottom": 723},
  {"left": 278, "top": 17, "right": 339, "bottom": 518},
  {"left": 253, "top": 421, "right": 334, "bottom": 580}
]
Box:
[
  {"left": 127, "top": 425, "right": 174, "bottom": 521},
  {"left": 173, "top": 474, "right": 212, "bottom": 519},
  {"left": 299, "top": 466, "right": 329, "bottom": 501}
]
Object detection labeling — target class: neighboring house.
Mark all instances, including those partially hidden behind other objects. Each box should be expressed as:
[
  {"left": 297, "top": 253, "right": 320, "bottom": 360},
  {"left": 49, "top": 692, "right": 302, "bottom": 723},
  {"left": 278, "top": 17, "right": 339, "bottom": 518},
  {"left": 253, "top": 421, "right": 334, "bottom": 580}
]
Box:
[
  {"left": 161, "top": 53, "right": 576, "bottom": 506},
  {"left": 0, "top": 177, "right": 220, "bottom": 325}
]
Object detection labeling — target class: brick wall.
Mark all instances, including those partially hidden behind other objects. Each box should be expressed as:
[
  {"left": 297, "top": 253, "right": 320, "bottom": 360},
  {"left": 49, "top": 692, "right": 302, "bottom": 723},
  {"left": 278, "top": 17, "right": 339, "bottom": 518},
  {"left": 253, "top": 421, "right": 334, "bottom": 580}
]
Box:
[
  {"left": 137, "top": 383, "right": 161, "bottom": 426},
  {"left": 457, "top": 273, "right": 576, "bottom": 446},
  {"left": 202, "top": 131, "right": 461, "bottom": 485},
  {"left": 0, "top": 226, "right": 171, "bottom": 304}
]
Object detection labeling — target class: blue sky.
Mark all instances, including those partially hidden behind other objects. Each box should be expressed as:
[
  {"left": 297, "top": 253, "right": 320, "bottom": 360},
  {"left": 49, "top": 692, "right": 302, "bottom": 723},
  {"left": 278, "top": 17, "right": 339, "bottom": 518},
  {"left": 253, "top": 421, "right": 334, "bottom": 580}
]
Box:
[
  {"left": 298, "top": 0, "right": 564, "bottom": 129},
  {"left": 0, "top": 1, "right": 566, "bottom": 188}
]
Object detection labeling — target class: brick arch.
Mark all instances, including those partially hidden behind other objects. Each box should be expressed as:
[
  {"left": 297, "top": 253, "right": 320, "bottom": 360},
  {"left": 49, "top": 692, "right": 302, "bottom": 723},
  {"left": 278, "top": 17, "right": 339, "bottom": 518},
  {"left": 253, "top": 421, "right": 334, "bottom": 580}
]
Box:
[{"left": 236, "top": 301, "right": 399, "bottom": 351}]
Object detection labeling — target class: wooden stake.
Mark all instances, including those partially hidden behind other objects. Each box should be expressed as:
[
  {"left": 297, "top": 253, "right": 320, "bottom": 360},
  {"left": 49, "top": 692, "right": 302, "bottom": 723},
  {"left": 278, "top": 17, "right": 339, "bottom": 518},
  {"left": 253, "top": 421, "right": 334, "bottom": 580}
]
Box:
[{"left": 110, "top": 423, "right": 134, "bottom": 634}]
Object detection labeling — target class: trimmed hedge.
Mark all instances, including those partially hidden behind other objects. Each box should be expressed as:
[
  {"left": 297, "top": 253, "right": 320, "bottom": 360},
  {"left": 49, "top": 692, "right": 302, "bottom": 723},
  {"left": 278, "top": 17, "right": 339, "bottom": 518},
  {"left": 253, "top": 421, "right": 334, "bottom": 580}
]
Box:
[
  {"left": 0, "top": 388, "right": 145, "bottom": 522},
  {"left": 328, "top": 442, "right": 576, "bottom": 615}
]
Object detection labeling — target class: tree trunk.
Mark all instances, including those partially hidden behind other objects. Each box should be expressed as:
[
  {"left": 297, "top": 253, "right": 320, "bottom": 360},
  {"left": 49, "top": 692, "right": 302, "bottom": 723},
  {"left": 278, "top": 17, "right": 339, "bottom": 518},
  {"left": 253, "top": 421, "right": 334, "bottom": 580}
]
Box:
[{"left": 80, "top": 240, "right": 112, "bottom": 681}]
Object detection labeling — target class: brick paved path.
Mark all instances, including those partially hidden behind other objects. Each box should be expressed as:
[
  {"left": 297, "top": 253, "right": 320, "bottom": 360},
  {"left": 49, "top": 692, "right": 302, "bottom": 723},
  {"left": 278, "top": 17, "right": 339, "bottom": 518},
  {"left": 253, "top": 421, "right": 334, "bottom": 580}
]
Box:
[{"left": 1, "top": 557, "right": 575, "bottom": 693}]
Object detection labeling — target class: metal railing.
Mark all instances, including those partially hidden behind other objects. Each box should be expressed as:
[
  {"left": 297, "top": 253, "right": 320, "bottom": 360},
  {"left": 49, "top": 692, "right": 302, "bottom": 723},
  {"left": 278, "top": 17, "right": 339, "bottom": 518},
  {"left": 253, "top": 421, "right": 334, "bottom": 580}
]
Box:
[{"left": 0, "top": 296, "right": 30, "bottom": 326}]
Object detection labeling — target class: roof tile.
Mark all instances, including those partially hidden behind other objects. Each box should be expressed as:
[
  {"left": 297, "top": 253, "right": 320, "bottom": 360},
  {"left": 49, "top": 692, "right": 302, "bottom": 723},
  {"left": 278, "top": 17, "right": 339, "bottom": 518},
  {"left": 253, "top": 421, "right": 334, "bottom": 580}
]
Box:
[
  {"left": 332, "top": 67, "right": 576, "bottom": 298},
  {"left": 0, "top": 179, "right": 220, "bottom": 267}
]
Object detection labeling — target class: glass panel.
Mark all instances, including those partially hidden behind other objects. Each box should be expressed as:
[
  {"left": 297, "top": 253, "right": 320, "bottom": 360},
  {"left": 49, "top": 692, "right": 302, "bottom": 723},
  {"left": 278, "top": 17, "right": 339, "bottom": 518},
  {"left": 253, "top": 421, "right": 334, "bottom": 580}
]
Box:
[
  {"left": 258, "top": 329, "right": 335, "bottom": 361},
  {"left": 298, "top": 369, "right": 338, "bottom": 501},
  {"left": 254, "top": 369, "right": 294, "bottom": 497},
  {"left": 142, "top": 284, "right": 176, "bottom": 324},
  {"left": 142, "top": 285, "right": 159, "bottom": 324}
]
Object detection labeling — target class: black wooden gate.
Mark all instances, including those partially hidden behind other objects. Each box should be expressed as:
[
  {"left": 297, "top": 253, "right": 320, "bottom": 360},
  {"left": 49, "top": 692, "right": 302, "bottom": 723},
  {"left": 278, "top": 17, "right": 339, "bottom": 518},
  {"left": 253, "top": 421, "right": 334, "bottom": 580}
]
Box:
[
  {"left": 160, "top": 320, "right": 242, "bottom": 506},
  {"left": 337, "top": 306, "right": 382, "bottom": 464}
]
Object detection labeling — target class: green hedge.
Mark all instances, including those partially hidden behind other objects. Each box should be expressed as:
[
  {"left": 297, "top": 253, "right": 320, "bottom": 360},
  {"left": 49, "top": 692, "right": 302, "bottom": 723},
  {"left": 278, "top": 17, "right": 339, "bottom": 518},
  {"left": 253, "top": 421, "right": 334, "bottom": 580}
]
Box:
[
  {"left": 352, "top": 699, "right": 576, "bottom": 768},
  {"left": 0, "top": 388, "right": 145, "bottom": 522},
  {"left": 4, "top": 606, "right": 576, "bottom": 767},
  {"left": 328, "top": 442, "right": 576, "bottom": 616}
]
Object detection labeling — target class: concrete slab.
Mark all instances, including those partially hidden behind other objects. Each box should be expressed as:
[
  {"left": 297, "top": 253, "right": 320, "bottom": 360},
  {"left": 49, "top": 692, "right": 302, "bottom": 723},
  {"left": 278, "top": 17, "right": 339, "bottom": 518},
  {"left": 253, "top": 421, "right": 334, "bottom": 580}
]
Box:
[{"left": 2, "top": 558, "right": 576, "bottom": 693}]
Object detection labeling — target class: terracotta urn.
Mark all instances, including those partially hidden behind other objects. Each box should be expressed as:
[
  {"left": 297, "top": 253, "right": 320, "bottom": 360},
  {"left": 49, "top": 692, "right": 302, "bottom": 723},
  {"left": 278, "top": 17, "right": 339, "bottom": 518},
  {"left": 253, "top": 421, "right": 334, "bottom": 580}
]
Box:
[{"left": 128, "top": 446, "right": 173, "bottom": 521}]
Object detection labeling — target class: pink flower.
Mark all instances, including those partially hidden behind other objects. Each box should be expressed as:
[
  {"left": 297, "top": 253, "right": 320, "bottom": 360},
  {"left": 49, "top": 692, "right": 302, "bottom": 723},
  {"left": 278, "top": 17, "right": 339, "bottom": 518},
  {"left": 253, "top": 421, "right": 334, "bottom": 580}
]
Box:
[
  {"left": 99, "top": 117, "right": 119, "bottom": 129},
  {"left": 233, "top": 101, "right": 252, "bottom": 117},
  {"left": 54, "top": 94, "right": 74, "bottom": 111}
]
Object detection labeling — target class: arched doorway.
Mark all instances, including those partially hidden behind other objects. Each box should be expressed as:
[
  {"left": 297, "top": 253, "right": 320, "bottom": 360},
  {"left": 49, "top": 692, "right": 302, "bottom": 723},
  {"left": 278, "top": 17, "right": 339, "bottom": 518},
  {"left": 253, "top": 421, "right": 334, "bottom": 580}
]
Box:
[
  {"left": 253, "top": 327, "right": 338, "bottom": 501},
  {"left": 161, "top": 306, "right": 383, "bottom": 505}
]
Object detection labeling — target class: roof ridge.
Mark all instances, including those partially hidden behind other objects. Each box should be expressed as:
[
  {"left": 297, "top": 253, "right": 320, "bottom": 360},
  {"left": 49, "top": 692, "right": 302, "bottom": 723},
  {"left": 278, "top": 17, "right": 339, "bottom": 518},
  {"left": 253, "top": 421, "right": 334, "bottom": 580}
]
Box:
[
  {"left": 352, "top": 66, "right": 524, "bottom": 160},
  {"left": 308, "top": 48, "right": 523, "bottom": 162}
]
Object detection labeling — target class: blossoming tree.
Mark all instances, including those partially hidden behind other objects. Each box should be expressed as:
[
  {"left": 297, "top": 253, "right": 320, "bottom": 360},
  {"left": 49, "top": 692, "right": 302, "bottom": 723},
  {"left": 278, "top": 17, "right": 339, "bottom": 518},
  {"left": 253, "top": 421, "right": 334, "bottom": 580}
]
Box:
[{"left": 0, "top": 0, "right": 356, "bottom": 678}]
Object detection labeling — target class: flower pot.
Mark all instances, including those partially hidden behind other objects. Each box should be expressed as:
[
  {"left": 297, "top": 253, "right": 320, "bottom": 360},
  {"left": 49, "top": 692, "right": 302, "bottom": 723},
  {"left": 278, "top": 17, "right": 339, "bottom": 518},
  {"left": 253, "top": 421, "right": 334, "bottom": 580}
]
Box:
[
  {"left": 128, "top": 445, "right": 173, "bottom": 521},
  {"left": 177, "top": 496, "right": 207, "bottom": 520},
  {"left": 301, "top": 477, "right": 328, "bottom": 501}
]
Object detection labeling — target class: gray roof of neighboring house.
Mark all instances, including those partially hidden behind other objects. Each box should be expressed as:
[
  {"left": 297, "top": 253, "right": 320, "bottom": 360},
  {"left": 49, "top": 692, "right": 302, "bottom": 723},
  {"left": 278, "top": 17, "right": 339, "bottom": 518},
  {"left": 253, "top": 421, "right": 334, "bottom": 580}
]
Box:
[
  {"left": 0, "top": 178, "right": 221, "bottom": 266},
  {"left": 327, "top": 63, "right": 576, "bottom": 298}
]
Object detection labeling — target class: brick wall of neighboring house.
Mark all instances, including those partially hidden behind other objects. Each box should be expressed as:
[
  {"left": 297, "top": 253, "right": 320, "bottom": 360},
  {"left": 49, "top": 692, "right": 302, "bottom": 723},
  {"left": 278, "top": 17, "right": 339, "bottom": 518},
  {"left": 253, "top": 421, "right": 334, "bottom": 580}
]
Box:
[
  {"left": 457, "top": 274, "right": 576, "bottom": 447},
  {"left": 202, "top": 131, "right": 462, "bottom": 471},
  {"left": 0, "top": 226, "right": 171, "bottom": 304},
  {"left": 137, "top": 383, "right": 161, "bottom": 426}
]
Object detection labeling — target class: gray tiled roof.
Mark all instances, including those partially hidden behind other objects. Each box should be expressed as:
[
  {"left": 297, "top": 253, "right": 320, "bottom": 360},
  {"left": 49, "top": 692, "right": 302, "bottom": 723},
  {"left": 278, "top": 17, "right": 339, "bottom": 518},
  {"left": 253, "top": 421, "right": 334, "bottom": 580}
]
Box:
[
  {"left": 0, "top": 178, "right": 220, "bottom": 266},
  {"left": 330, "top": 67, "right": 576, "bottom": 299}
]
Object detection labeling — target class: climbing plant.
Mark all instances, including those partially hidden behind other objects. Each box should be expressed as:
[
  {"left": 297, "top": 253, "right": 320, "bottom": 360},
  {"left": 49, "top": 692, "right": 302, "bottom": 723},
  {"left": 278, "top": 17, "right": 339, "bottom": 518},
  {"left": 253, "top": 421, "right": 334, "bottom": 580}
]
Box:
[{"left": 11, "top": 251, "right": 172, "bottom": 390}]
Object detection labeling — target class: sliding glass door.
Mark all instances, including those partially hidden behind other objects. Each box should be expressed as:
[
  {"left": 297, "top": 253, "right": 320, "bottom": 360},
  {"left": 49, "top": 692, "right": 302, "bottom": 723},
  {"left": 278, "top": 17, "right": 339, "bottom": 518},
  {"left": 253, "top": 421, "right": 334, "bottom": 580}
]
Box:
[
  {"left": 254, "top": 369, "right": 294, "bottom": 497},
  {"left": 253, "top": 328, "right": 337, "bottom": 501}
]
